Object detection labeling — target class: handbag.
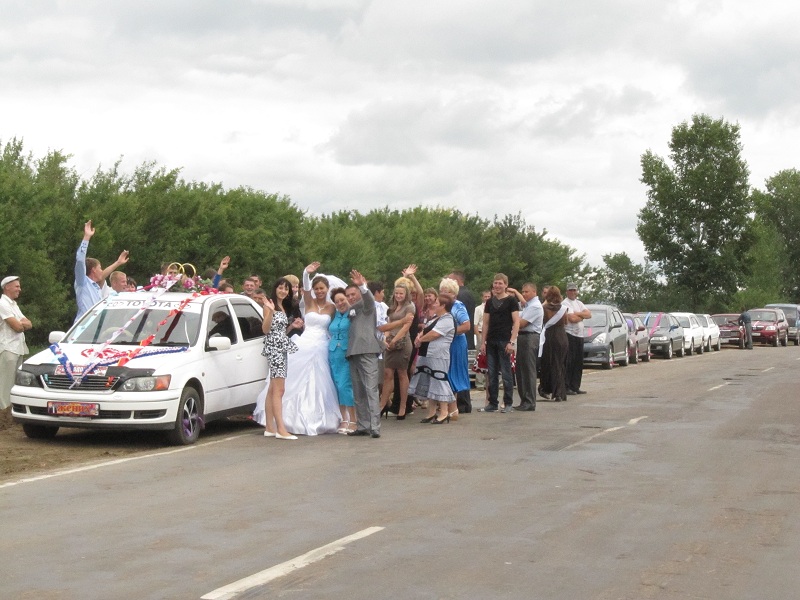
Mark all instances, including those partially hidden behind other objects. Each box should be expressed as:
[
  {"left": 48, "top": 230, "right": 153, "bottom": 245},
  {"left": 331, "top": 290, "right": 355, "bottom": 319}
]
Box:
[{"left": 471, "top": 349, "right": 488, "bottom": 373}]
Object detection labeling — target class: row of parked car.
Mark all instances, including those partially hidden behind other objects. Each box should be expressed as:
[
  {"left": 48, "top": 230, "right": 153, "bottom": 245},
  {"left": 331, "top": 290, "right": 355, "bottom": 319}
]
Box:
[{"left": 581, "top": 303, "right": 800, "bottom": 368}]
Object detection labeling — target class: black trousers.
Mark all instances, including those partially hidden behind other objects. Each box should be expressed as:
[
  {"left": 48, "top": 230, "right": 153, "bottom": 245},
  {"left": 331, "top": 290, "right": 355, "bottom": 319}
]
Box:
[{"left": 565, "top": 333, "right": 584, "bottom": 392}]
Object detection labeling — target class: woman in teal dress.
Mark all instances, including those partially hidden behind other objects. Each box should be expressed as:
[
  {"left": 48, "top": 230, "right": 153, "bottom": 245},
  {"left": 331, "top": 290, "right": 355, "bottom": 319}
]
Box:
[{"left": 329, "top": 287, "right": 356, "bottom": 433}]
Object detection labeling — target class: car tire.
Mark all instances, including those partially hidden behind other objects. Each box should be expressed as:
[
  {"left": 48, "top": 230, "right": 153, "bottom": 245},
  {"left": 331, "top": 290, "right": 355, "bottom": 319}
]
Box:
[
  {"left": 705, "top": 337, "right": 711, "bottom": 352},
  {"left": 677, "top": 342, "right": 685, "bottom": 358},
  {"left": 631, "top": 343, "right": 639, "bottom": 364},
  {"left": 603, "top": 347, "right": 613, "bottom": 369},
  {"left": 619, "top": 344, "right": 629, "bottom": 366},
  {"left": 715, "top": 337, "right": 721, "bottom": 351},
  {"left": 22, "top": 423, "right": 59, "bottom": 439},
  {"left": 772, "top": 334, "right": 779, "bottom": 347},
  {"left": 643, "top": 344, "right": 651, "bottom": 361},
  {"left": 167, "top": 386, "right": 203, "bottom": 446},
  {"left": 665, "top": 343, "right": 673, "bottom": 359},
  {"left": 687, "top": 341, "right": 693, "bottom": 356},
  {"left": 795, "top": 333, "right": 800, "bottom": 346}
]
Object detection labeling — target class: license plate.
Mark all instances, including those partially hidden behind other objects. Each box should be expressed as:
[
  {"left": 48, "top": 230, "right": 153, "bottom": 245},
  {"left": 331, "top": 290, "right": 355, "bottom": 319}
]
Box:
[{"left": 47, "top": 401, "right": 100, "bottom": 417}]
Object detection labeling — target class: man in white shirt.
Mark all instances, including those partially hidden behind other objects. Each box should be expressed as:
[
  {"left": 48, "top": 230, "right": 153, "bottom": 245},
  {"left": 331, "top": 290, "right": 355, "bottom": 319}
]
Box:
[
  {"left": 563, "top": 282, "right": 592, "bottom": 395},
  {"left": 512, "top": 283, "right": 543, "bottom": 411},
  {"left": 1, "top": 276, "right": 32, "bottom": 424}
]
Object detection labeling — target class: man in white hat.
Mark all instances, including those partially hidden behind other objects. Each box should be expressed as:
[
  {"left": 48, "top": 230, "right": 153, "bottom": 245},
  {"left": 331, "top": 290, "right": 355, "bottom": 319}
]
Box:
[{"left": 0, "top": 276, "right": 32, "bottom": 425}]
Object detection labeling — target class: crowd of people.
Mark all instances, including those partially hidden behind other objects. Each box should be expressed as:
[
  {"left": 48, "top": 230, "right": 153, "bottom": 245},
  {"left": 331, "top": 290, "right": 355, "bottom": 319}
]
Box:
[{"left": 0, "top": 220, "right": 596, "bottom": 435}]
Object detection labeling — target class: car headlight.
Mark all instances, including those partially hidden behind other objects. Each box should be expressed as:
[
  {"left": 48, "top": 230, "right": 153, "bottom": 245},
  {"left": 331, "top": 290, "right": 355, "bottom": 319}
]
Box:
[
  {"left": 593, "top": 333, "right": 608, "bottom": 344},
  {"left": 765, "top": 325, "right": 776, "bottom": 331},
  {"left": 120, "top": 375, "right": 171, "bottom": 392},
  {"left": 651, "top": 335, "right": 667, "bottom": 342},
  {"left": 15, "top": 370, "right": 41, "bottom": 387}
]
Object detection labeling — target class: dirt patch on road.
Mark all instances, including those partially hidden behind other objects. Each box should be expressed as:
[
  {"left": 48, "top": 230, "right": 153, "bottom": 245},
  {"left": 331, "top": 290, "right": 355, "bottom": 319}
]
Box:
[{"left": 0, "top": 416, "right": 260, "bottom": 484}]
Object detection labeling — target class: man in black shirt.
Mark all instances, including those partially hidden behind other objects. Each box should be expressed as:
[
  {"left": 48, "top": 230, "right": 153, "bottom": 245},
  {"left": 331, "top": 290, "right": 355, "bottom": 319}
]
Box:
[{"left": 478, "top": 273, "right": 520, "bottom": 413}]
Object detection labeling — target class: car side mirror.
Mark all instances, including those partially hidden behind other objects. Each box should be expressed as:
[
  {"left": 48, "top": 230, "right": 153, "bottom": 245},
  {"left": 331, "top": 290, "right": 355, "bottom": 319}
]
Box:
[
  {"left": 637, "top": 325, "right": 645, "bottom": 332},
  {"left": 207, "top": 336, "right": 232, "bottom": 351},
  {"left": 49, "top": 331, "right": 66, "bottom": 344}
]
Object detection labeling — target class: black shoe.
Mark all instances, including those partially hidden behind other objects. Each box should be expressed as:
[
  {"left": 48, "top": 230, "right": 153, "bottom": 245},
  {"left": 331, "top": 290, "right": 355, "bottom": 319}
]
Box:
[
  {"left": 420, "top": 415, "right": 436, "bottom": 423},
  {"left": 396, "top": 415, "right": 406, "bottom": 421},
  {"left": 370, "top": 431, "right": 381, "bottom": 438},
  {"left": 478, "top": 404, "right": 499, "bottom": 412},
  {"left": 566, "top": 389, "right": 577, "bottom": 396},
  {"left": 575, "top": 389, "right": 587, "bottom": 395},
  {"left": 553, "top": 397, "right": 561, "bottom": 402},
  {"left": 347, "top": 430, "right": 370, "bottom": 436},
  {"left": 431, "top": 415, "right": 450, "bottom": 424},
  {"left": 516, "top": 403, "right": 535, "bottom": 411}
]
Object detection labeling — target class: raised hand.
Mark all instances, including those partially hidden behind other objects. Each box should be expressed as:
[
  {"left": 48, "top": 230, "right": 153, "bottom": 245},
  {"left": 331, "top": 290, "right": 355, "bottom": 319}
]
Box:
[
  {"left": 116, "top": 250, "right": 130, "bottom": 265},
  {"left": 305, "top": 261, "right": 321, "bottom": 274},
  {"left": 83, "top": 220, "right": 95, "bottom": 240},
  {"left": 350, "top": 270, "right": 366, "bottom": 286},
  {"left": 218, "top": 256, "right": 230, "bottom": 272},
  {"left": 402, "top": 264, "right": 417, "bottom": 277}
]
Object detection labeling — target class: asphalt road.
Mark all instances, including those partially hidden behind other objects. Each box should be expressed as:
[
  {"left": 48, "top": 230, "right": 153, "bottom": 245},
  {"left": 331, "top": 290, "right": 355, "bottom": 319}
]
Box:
[{"left": 2, "top": 345, "right": 799, "bottom": 600}]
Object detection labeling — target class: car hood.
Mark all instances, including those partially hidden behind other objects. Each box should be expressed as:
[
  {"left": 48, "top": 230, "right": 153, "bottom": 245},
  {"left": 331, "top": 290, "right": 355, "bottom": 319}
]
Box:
[{"left": 24, "top": 343, "right": 192, "bottom": 374}]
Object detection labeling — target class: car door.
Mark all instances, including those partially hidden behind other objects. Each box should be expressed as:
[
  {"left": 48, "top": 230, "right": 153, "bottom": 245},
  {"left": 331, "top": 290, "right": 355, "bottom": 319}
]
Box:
[
  {"left": 610, "top": 309, "right": 627, "bottom": 360},
  {"left": 201, "top": 298, "right": 240, "bottom": 414},
  {"left": 229, "top": 298, "right": 268, "bottom": 407}
]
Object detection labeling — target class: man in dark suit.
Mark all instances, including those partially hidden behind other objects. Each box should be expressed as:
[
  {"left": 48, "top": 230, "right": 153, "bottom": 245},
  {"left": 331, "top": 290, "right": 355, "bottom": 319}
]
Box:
[{"left": 345, "top": 270, "right": 384, "bottom": 438}]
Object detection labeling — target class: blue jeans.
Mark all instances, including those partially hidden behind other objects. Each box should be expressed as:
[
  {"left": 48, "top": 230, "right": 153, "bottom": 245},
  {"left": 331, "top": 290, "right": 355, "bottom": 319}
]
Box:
[{"left": 486, "top": 339, "right": 514, "bottom": 407}]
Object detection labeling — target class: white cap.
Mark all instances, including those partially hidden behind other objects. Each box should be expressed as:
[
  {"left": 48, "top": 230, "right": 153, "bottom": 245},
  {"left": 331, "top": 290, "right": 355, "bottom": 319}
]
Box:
[{"left": 1, "top": 275, "right": 20, "bottom": 289}]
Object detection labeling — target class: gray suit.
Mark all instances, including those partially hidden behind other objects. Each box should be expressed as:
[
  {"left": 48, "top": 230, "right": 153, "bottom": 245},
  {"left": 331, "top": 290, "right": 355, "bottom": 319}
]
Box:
[{"left": 346, "top": 286, "right": 383, "bottom": 433}]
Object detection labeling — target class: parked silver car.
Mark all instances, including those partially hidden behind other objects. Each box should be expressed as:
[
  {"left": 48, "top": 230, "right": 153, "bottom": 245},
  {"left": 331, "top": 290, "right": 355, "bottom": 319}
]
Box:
[
  {"left": 582, "top": 304, "right": 629, "bottom": 368},
  {"left": 695, "top": 313, "right": 721, "bottom": 352}
]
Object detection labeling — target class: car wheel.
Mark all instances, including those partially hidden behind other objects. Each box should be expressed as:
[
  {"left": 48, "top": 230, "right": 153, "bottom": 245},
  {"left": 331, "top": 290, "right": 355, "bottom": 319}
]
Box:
[
  {"left": 781, "top": 332, "right": 788, "bottom": 347},
  {"left": 619, "top": 344, "right": 629, "bottom": 366},
  {"left": 795, "top": 333, "right": 800, "bottom": 346},
  {"left": 677, "top": 342, "right": 685, "bottom": 357},
  {"left": 705, "top": 337, "right": 711, "bottom": 352},
  {"left": 168, "top": 386, "right": 203, "bottom": 446},
  {"left": 686, "top": 341, "right": 693, "bottom": 356},
  {"left": 22, "top": 423, "right": 59, "bottom": 439},
  {"left": 715, "top": 337, "right": 721, "bottom": 351},
  {"left": 603, "top": 347, "right": 613, "bottom": 369},
  {"left": 643, "top": 343, "right": 651, "bottom": 361},
  {"left": 631, "top": 343, "right": 639, "bottom": 364},
  {"left": 772, "top": 334, "right": 779, "bottom": 347}
]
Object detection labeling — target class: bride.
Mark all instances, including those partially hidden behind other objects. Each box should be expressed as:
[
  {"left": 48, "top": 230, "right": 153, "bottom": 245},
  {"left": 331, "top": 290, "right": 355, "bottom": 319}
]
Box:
[{"left": 254, "top": 262, "right": 342, "bottom": 435}]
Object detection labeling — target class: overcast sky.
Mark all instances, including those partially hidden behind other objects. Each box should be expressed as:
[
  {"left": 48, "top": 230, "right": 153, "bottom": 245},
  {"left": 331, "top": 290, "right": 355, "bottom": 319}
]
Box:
[{"left": 2, "top": 0, "right": 799, "bottom": 266}]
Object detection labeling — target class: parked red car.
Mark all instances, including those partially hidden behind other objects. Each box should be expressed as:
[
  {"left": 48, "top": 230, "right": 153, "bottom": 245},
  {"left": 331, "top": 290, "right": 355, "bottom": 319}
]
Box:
[
  {"left": 748, "top": 308, "right": 790, "bottom": 347},
  {"left": 712, "top": 314, "right": 745, "bottom": 348}
]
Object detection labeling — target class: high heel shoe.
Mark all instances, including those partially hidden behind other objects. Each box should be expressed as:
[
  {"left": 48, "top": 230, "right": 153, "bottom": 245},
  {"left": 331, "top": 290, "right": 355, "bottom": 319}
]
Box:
[
  {"left": 380, "top": 406, "right": 389, "bottom": 419},
  {"left": 419, "top": 415, "right": 436, "bottom": 423},
  {"left": 396, "top": 414, "right": 406, "bottom": 421},
  {"left": 431, "top": 415, "right": 450, "bottom": 424}
]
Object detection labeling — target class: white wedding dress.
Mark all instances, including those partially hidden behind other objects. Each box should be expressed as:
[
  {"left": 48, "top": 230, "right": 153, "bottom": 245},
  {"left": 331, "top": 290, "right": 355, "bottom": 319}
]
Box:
[{"left": 254, "top": 311, "right": 342, "bottom": 435}]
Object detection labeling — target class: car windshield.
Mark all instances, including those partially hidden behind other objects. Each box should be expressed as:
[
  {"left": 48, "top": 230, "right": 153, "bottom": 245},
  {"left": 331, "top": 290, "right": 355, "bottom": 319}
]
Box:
[
  {"left": 583, "top": 312, "right": 607, "bottom": 328},
  {"left": 675, "top": 316, "right": 690, "bottom": 328},
  {"left": 66, "top": 299, "right": 202, "bottom": 346},
  {"left": 712, "top": 314, "right": 738, "bottom": 326},
  {"left": 766, "top": 305, "right": 797, "bottom": 321},
  {"left": 748, "top": 310, "right": 777, "bottom": 322}
]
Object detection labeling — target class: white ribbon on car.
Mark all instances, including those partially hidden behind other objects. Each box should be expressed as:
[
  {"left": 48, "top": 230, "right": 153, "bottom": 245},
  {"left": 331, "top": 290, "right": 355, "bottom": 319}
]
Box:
[{"left": 538, "top": 304, "right": 568, "bottom": 358}]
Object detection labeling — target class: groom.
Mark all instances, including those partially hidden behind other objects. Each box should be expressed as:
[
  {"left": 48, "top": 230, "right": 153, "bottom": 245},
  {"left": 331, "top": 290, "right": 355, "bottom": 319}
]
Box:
[{"left": 345, "top": 270, "right": 383, "bottom": 438}]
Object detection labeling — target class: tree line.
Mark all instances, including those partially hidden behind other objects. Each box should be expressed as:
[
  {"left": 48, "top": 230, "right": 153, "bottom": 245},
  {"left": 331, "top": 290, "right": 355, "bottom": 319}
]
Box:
[{"left": 1, "top": 138, "right": 584, "bottom": 346}]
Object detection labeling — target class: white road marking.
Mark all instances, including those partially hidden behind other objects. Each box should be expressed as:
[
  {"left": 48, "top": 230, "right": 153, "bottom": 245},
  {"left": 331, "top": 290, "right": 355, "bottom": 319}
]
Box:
[
  {"left": 201, "top": 527, "right": 385, "bottom": 600},
  {"left": 707, "top": 382, "right": 730, "bottom": 391},
  {"left": 0, "top": 434, "right": 249, "bottom": 489},
  {"left": 560, "top": 416, "right": 647, "bottom": 451},
  {"left": 762, "top": 367, "right": 775, "bottom": 372}
]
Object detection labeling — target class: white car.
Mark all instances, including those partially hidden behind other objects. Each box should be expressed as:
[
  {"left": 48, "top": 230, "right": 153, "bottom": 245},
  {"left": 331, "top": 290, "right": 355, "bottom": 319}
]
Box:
[
  {"left": 670, "top": 312, "right": 705, "bottom": 355},
  {"left": 11, "top": 292, "right": 267, "bottom": 445},
  {"left": 695, "top": 313, "right": 721, "bottom": 352}
]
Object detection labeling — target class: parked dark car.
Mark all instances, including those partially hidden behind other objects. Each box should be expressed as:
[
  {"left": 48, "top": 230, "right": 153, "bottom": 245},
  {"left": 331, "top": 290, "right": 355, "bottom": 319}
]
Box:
[
  {"left": 638, "top": 312, "right": 685, "bottom": 359},
  {"left": 712, "top": 313, "right": 745, "bottom": 348},
  {"left": 623, "top": 313, "right": 651, "bottom": 363},
  {"left": 764, "top": 303, "right": 800, "bottom": 345},
  {"left": 748, "top": 308, "right": 789, "bottom": 347},
  {"left": 582, "top": 304, "right": 629, "bottom": 368}
]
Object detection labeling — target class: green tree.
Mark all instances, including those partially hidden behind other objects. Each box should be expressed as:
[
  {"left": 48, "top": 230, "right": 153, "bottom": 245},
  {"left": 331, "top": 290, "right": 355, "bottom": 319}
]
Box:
[
  {"left": 637, "top": 114, "right": 753, "bottom": 311},
  {"left": 582, "top": 252, "right": 664, "bottom": 311},
  {"left": 752, "top": 169, "right": 800, "bottom": 301}
]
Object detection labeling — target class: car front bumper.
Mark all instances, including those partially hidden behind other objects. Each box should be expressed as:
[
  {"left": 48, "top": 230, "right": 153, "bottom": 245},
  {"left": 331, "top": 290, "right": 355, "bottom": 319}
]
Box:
[{"left": 10, "top": 386, "right": 182, "bottom": 431}]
